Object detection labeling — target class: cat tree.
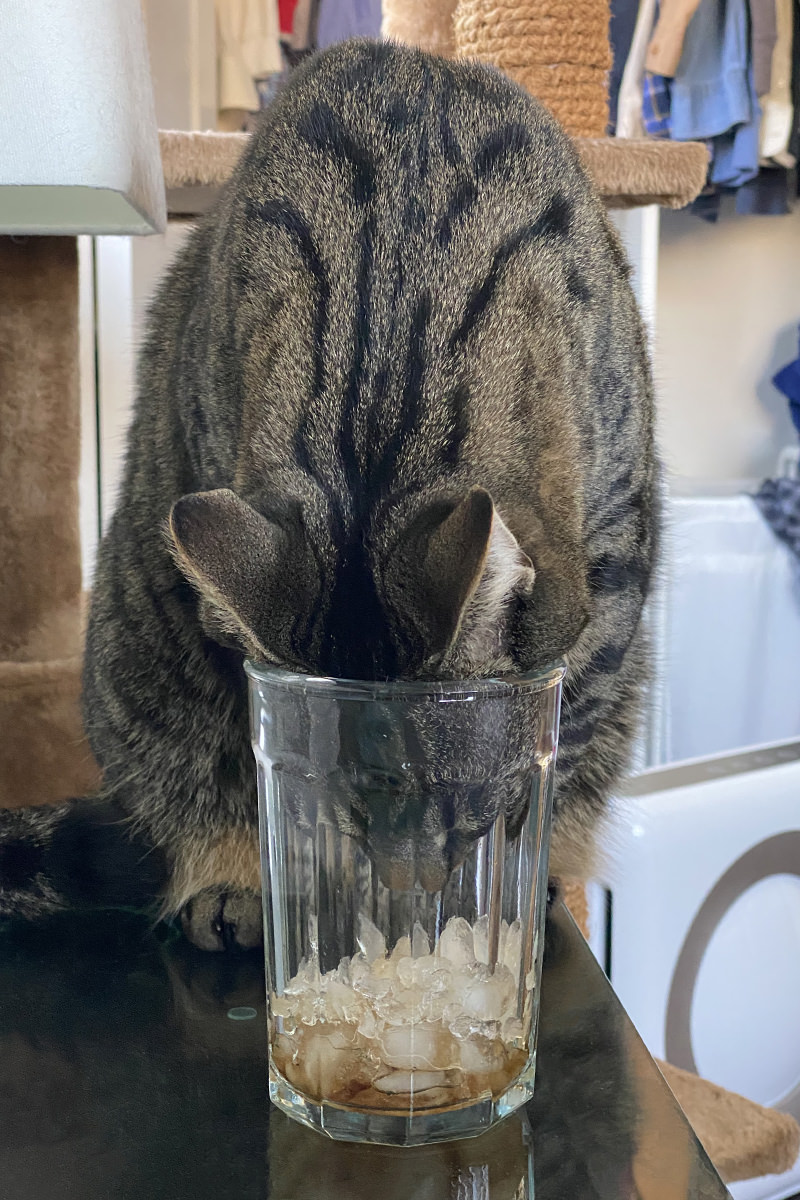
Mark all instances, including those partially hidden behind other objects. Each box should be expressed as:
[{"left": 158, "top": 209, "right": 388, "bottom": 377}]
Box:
[{"left": 0, "top": 0, "right": 165, "bottom": 811}]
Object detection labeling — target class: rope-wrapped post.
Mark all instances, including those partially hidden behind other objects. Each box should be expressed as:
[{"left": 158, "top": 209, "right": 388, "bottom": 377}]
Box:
[{"left": 453, "top": 0, "right": 611, "bottom": 138}]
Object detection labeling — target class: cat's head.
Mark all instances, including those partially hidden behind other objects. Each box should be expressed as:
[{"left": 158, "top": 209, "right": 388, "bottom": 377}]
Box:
[
  {"left": 168, "top": 487, "right": 582, "bottom": 890},
  {"left": 166, "top": 485, "right": 577, "bottom": 681}
]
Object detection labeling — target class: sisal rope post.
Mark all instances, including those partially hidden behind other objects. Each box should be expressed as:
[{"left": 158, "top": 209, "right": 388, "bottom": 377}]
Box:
[{"left": 453, "top": 0, "right": 612, "bottom": 137}]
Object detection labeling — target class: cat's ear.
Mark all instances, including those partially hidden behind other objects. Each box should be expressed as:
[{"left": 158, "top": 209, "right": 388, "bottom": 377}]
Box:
[
  {"left": 168, "top": 488, "right": 314, "bottom": 663},
  {"left": 388, "top": 487, "right": 534, "bottom": 661},
  {"left": 512, "top": 528, "right": 590, "bottom": 668}
]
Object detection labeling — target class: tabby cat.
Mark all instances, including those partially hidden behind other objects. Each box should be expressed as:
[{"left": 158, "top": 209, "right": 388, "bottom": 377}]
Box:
[{"left": 0, "top": 40, "right": 658, "bottom": 950}]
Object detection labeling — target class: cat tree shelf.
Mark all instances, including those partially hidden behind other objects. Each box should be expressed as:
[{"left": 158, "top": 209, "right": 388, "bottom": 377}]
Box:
[{"left": 159, "top": 130, "right": 709, "bottom": 216}]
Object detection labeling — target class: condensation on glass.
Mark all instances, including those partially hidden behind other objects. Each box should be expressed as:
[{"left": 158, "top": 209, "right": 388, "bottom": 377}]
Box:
[{"left": 246, "top": 661, "right": 564, "bottom": 1146}]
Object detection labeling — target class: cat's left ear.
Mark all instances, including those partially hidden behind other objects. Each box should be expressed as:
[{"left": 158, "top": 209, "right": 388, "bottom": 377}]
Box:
[{"left": 168, "top": 488, "right": 316, "bottom": 663}]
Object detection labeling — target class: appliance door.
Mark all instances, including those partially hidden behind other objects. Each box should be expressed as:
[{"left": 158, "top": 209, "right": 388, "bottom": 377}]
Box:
[{"left": 602, "top": 743, "right": 800, "bottom": 1200}]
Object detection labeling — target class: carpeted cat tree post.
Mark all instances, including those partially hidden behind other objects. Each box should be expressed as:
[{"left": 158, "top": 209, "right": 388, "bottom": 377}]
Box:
[
  {"left": 382, "top": 0, "right": 460, "bottom": 56},
  {"left": 0, "top": 239, "right": 100, "bottom": 808},
  {"left": 0, "top": 0, "right": 165, "bottom": 811}
]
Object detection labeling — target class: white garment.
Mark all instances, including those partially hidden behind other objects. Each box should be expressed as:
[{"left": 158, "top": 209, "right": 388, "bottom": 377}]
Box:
[
  {"left": 616, "top": 0, "right": 658, "bottom": 139},
  {"left": 759, "top": 0, "right": 795, "bottom": 165},
  {"left": 216, "top": 0, "right": 282, "bottom": 112}
]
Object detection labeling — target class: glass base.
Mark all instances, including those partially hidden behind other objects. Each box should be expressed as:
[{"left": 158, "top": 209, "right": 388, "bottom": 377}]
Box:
[{"left": 268, "top": 1055, "right": 537, "bottom": 1146}]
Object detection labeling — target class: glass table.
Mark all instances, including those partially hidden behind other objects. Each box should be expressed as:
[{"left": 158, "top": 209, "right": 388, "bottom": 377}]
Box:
[{"left": 0, "top": 901, "right": 729, "bottom": 1198}]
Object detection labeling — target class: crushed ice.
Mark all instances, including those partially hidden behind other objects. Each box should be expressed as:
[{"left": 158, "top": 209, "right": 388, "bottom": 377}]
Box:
[{"left": 270, "top": 915, "right": 533, "bottom": 1103}]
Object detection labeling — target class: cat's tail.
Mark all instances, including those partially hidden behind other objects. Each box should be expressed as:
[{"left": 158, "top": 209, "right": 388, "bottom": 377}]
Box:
[{"left": 0, "top": 798, "right": 168, "bottom": 920}]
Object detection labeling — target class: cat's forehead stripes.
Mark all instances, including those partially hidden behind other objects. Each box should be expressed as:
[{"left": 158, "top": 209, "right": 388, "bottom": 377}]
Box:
[
  {"left": 247, "top": 198, "right": 330, "bottom": 411},
  {"left": 295, "top": 100, "right": 377, "bottom": 208},
  {"left": 195, "top": 38, "right": 652, "bottom": 692},
  {"left": 449, "top": 195, "right": 573, "bottom": 352}
]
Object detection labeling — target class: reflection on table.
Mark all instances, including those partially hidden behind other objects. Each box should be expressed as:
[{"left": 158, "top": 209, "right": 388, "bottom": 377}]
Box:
[{"left": 0, "top": 901, "right": 727, "bottom": 1199}]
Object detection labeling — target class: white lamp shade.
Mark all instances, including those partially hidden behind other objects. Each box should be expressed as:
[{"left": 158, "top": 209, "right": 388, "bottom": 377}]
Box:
[{"left": 0, "top": 0, "right": 166, "bottom": 235}]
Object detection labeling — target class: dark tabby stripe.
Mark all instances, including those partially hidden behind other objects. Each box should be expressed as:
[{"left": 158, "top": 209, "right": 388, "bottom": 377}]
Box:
[
  {"left": 297, "top": 100, "right": 376, "bottom": 207},
  {"left": 438, "top": 98, "right": 464, "bottom": 167},
  {"left": 338, "top": 212, "right": 377, "bottom": 503},
  {"left": 437, "top": 124, "right": 533, "bottom": 249},
  {"left": 442, "top": 381, "right": 470, "bottom": 468},
  {"left": 450, "top": 194, "right": 573, "bottom": 349},
  {"left": 437, "top": 178, "right": 478, "bottom": 249},
  {"left": 374, "top": 290, "right": 431, "bottom": 487},
  {"left": 588, "top": 553, "right": 649, "bottom": 597},
  {"left": 252, "top": 199, "right": 330, "bottom": 408},
  {"left": 473, "top": 124, "right": 531, "bottom": 180}
]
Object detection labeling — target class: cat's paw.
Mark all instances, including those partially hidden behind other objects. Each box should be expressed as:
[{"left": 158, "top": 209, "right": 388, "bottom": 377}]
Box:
[{"left": 180, "top": 887, "right": 263, "bottom": 952}]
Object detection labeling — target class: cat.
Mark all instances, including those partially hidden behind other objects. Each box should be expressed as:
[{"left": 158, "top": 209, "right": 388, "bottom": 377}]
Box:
[{"left": 0, "top": 39, "right": 658, "bottom": 951}]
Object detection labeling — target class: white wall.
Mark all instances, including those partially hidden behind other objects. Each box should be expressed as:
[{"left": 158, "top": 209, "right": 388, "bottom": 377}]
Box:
[
  {"left": 655, "top": 207, "right": 800, "bottom": 487},
  {"left": 141, "top": 0, "right": 217, "bottom": 130},
  {"left": 101, "top": 225, "right": 194, "bottom": 533}
]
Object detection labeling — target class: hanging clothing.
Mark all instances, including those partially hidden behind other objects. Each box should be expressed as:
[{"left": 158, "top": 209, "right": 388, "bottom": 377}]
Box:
[
  {"left": 732, "top": 0, "right": 795, "bottom": 211},
  {"left": 316, "top": 0, "right": 381, "bottom": 48},
  {"left": 772, "top": 331, "right": 800, "bottom": 434},
  {"left": 670, "top": 0, "right": 752, "bottom": 142},
  {"left": 689, "top": 186, "right": 723, "bottom": 220},
  {"left": 616, "top": 0, "right": 658, "bottom": 137},
  {"left": 609, "top": 0, "right": 642, "bottom": 132},
  {"left": 735, "top": 164, "right": 795, "bottom": 213},
  {"left": 286, "top": 0, "right": 315, "bottom": 52},
  {"left": 753, "top": 333, "right": 800, "bottom": 561},
  {"left": 645, "top": 0, "right": 703, "bottom": 76},
  {"left": 642, "top": 71, "right": 673, "bottom": 136},
  {"left": 760, "top": 0, "right": 795, "bottom": 164},
  {"left": 278, "top": 0, "right": 297, "bottom": 34},
  {"left": 216, "top": 0, "right": 282, "bottom": 113},
  {"left": 755, "top": 477, "right": 800, "bottom": 560},
  {"left": 749, "top": 0, "right": 778, "bottom": 97},
  {"left": 790, "top": 0, "right": 800, "bottom": 169},
  {"left": 709, "top": 63, "right": 762, "bottom": 188}
]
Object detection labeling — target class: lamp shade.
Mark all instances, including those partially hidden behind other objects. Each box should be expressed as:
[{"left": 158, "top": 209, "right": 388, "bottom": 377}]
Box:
[{"left": 0, "top": 0, "right": 166, "bottom": 235}]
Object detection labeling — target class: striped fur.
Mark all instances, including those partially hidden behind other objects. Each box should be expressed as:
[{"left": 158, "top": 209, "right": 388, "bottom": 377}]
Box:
[{"left": 0, "top": 41, "right": 658, "bottom": 948}]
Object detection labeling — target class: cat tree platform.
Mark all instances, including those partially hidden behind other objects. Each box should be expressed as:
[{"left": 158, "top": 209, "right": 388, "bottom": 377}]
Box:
[{"left": 159, "top": 130, "right": 709, "bottom": 215}]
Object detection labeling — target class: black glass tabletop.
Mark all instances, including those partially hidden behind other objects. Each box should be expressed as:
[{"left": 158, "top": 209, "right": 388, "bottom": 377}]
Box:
[{"left": 0, "top": 901, "right": 728, "bottom": 1199}]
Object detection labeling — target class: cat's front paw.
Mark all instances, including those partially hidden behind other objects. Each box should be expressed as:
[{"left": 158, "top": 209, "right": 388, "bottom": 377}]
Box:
[{"left": 180, "top": 886, "right": 262, "bottom": 952}]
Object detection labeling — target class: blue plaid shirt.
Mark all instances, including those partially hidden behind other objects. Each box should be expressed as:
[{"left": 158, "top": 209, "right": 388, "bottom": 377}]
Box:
[{"left": 642, "top": 71, "right": 672, "bottom": 139}]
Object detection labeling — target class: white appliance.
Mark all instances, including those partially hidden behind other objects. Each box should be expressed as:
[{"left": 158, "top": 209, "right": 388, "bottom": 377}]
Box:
[
  {"left": 655, "top": 494, "right": 800, "bottom": 765},
  {"left": 597, "top": 493, "right": 800, "bottom": 1200},
  {"left": 601, "top": 743, "right": 800, "bottom": 1199}
]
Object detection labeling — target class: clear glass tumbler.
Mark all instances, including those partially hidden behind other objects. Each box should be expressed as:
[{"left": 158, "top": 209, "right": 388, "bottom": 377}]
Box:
[{"left": 246, "top": 663, "right": 564, "bottom": 1146}]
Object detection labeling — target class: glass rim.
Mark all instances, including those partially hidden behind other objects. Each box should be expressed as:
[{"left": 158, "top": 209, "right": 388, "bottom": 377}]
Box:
[{"left": 244, "top": 659, "right": 566, "bottom": 699}]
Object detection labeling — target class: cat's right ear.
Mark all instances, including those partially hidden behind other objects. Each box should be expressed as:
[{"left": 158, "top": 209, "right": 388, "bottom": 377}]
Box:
[{"left": 168, "top": 488, "right": 315, "bottom": 664}]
